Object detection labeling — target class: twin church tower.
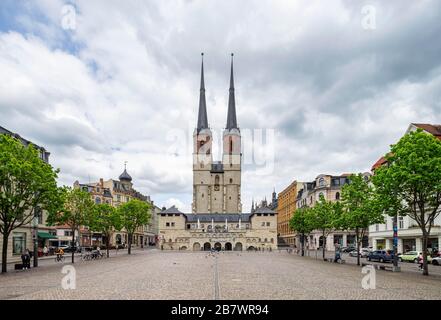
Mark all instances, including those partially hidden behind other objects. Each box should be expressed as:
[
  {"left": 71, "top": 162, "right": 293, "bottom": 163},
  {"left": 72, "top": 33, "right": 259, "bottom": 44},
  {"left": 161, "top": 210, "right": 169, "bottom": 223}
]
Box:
[{"left": 192, "top": 53, "right": 242, "bottom": 214}]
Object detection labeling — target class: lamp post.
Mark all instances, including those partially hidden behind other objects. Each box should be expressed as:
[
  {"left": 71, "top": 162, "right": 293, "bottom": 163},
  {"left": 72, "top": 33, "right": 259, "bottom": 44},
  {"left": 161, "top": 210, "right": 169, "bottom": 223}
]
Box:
[
  {"left": 392, "top": 214, "right": 401, "bottom": 272},
  {"left": 32, "top": 208, "right": 39, "bottom": 268}
]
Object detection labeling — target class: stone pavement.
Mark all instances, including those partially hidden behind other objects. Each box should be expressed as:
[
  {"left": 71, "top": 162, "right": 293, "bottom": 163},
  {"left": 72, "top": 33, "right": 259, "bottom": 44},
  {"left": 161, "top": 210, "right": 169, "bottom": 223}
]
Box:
[{"left": 0, "top": 250, "right": 440, "bottom": 300}]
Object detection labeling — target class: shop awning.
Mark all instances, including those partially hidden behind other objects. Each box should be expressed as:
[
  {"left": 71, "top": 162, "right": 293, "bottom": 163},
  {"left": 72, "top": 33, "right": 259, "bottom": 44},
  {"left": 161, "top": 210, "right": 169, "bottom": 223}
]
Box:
[{"left": 38, "top": 232, "right": 57, "bottom": 239}]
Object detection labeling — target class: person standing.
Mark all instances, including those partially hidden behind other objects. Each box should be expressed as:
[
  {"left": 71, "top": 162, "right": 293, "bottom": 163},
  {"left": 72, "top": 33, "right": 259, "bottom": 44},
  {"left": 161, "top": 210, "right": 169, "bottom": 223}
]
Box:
[{"left": 43, "top": 245, "right": 48, "bottom": 257}]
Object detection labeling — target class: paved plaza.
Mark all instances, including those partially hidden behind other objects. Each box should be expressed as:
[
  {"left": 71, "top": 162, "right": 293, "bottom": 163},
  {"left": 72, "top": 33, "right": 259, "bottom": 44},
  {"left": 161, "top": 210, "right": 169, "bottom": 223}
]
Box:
[{"left": 0, "top": 250, "right": 440, "bottom": 300}]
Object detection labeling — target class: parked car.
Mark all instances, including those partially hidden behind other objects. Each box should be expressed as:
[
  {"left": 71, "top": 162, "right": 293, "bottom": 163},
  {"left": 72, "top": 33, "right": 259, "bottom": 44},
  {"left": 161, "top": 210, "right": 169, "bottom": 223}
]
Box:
[
  {"left": 399, "top": 251, "right": 432, "bottom": 263},
  {"left": 350, "top": 248, "right": 371, "bottom": 258},
  {"left": 367, "top": 250, "right": 394, "bottom": 263},
  {"left": 341, "top": 246, "right": 356, "bottom": 253},
  {"left": 432, "top": 257, "right": 441, "bottom": 266}
]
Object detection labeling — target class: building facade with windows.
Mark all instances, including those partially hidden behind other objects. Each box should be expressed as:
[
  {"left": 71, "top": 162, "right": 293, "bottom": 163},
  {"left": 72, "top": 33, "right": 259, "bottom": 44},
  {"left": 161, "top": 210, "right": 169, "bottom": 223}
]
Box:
[
  {"left": 369, "top": 123, "right": 441, "bottom": 254},
  {"left": 73, "top": 167, "right": 159, "bottom": 248},
  {"left": 0, "top": 126, "right": 58, "bottom": 264},
  {"left": 158, "top": 54, "right": 278, "bottom": 251},
  {"left": 295, "top": 173, "right": 371, "bottom": 251},
  {"left": 277, "top": 181, "right": 302, "bottom": 247}
]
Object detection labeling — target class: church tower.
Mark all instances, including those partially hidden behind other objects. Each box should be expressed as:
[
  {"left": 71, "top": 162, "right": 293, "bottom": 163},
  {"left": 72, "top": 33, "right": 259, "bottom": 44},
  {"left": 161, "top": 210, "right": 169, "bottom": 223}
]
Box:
[
  {"left": 192, "top": 53, "right": 242, "bottom": 214},
  {"left": 222, "top": 53, "right": 242, "bottom": 213},
  {"left": 192, "top": 53, "right": 213, "bottom": 213}
]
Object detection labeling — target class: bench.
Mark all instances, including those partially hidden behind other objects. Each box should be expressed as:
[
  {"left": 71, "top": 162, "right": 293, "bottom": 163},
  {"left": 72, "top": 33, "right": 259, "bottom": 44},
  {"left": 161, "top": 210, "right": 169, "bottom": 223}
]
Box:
[
  {"left": 324, "top": 258, "right": 346, "bottom": 264},
  {"left": 362, "top": 263, "right": 400, "bottom": 272}
]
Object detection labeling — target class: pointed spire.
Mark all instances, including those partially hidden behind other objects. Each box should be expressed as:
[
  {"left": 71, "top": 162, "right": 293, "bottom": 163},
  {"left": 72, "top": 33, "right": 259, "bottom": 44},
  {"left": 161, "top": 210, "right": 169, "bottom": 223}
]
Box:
[
  {"left": 197, "top": 53, "right": 208, "bottom": 132},
  {"left": 226, "top": 53, "right": 238, "bottom": 130}
]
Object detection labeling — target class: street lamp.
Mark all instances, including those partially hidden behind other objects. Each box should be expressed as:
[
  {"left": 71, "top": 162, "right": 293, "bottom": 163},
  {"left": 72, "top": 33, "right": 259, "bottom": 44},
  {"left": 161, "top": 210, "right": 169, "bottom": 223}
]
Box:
[
  {"left": 32, "top": 207, "right": 39, "bottom": 268},
  {"left": 392, "top": 214, "right": 401, "bottom": 272}
]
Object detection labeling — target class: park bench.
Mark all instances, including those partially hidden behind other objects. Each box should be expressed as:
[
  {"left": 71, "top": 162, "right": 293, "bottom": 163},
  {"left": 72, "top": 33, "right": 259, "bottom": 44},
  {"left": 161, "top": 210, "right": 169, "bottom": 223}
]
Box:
[
  {"left": 361, "top": 262, "right": 400, "bottom": 272},
  {"left": 324, "top": 258, "right": 346, "bottom": 264}
]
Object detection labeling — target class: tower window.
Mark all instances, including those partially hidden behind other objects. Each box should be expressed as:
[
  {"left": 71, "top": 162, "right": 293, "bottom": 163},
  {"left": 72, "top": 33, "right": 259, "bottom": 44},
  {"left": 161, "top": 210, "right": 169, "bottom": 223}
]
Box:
[
  {"left": 229, "top": 137, "right": 233, "bottom": 154},
  {"left": 230, "top": 178, "right": 233, "bottom": 184}
]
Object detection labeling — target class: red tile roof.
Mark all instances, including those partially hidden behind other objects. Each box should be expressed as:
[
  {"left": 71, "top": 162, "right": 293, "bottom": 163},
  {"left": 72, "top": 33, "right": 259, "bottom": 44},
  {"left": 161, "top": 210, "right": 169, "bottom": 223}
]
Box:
[
  {"left": 371, "top": 156, "right": 388, "bottom": 171},
  {"left": 412, "top": 123, "right": 441, "bottom": 140},
  {"left": 371, "top": 123, "right": 441, "bottom": 171}
]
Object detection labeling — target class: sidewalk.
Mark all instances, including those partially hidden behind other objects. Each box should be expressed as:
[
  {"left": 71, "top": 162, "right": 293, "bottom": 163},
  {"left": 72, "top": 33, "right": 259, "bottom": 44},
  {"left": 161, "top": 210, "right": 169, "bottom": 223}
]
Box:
[{"left": 3, "top": 246, "right": 158, "bottom": 273}]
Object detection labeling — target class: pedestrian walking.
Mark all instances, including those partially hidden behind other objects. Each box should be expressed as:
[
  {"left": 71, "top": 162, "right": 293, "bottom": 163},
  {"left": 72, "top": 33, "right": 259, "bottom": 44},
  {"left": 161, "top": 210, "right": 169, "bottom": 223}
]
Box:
[
  {"left": 43, "top": 245, "right": 48, "bottom": 257},
  {"left": 418, "top": 252, "right": 424, "bottom": 271}
]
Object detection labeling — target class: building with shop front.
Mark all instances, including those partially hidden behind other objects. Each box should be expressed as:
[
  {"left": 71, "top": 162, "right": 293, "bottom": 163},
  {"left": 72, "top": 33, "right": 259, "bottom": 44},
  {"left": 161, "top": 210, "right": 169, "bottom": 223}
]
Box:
[
  {"left": 158, "top": 54, "right": 278, "bottom": 251},
  {"left": 0, "top": 126, "right": 58, "bottom": 263},
  {"left": 73, "top": 166, "right": 160, "bottom": 248},
  {"left": 368, "top": 123, "right": 441, "bottom": 254},
  {"left": 295, "top": 173, "right": 371, "bottom": 251}
]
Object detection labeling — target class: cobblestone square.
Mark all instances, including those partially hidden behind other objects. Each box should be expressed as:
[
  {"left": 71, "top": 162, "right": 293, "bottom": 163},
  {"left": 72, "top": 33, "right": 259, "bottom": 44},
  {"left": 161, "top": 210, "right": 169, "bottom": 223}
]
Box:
[{"left": 0, "top": 250, "right": 440, "bottom": 300}]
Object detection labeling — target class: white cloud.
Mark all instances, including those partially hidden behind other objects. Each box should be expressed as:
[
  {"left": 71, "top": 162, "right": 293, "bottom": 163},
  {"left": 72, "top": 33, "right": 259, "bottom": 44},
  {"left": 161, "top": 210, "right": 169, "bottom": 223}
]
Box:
[{"left": 1, "top": 0, "right": 441, "bottom": 211}]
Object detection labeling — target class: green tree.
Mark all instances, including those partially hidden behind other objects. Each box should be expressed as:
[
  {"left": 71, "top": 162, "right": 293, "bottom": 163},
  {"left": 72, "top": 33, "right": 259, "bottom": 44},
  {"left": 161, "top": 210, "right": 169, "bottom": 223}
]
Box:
[
  {"left": 310, "top": 194, "right": 341, "bottom": 260},
  {"left": 118, "top": 199, "right": 152, "bottom": 255},
  {"left": 89, "top": 203, "right": 121, "bottom": 258},
  {"left": 289, "top": 207, "right": 314, "bottom": 257},
  {"left": 47, "top": 187, "right": 95, "bottom": 263},
  {"left": 372, "top": 129, "right": 441, "bottom": 276},
  {"left": 0, "top": 135, "right": 62, "bottom": 273},
  {"left": 340, "top": 173, "right": 384, "bottom": 266}
]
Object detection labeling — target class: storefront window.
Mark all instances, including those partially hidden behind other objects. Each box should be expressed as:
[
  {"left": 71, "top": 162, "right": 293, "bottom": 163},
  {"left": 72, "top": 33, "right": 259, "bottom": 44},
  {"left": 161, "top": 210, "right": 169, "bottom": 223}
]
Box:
[{"left": 13, "top": 232, "right": 26, "bottom": 255}]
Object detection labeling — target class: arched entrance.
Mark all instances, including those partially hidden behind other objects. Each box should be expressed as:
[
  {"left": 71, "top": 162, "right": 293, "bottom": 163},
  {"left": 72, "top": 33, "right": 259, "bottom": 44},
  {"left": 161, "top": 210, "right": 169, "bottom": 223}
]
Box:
[
  {"left": 225, "top": 242, "right": 232, "bottom": 251},
  {"left": 180, "top": 246, "right": 187, "bottom": 250},
  {"left": 247, "top": 246, "right": 256, "bottom": 251},
  {"left": 193, "top": 242, "right": 201, "bottom": 251},
  {"left": 234, "top": 242, "right": 243, "bottom": 251},
  {"left": 203, "top": 242, "right": 211, "bottom": 251},
  {"left": 214, "top": 242, "right": 222, "bottom": 251}
]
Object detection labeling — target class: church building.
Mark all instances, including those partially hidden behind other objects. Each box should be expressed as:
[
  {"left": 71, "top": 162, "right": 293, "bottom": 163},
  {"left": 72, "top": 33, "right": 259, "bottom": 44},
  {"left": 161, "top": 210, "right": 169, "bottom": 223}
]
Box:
[{"left": 158, "top": 54, "right": 277, "bottom": 251}]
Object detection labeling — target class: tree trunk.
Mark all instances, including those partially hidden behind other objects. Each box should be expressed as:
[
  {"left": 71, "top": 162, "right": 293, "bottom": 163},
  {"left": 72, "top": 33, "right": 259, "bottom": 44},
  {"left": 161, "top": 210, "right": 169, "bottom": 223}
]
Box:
[
  {"left": 422, "top": 233, "right": 429, "bottom": 276},
  {"left": 71, "top": 231, "right": 75, "bottom": 264},
  {"left": 2, "top": 232, "right": 9, "bottom": 273},
  {"left": 356, "top": 227, "right": 360, "bottom": 266},
  {"left": 128, "top": 233, "right": 132, "bottom": 255},
  {"left": 322, "top": 230, "right": 326, "bottom": 260},
  {"left": 301, "top": 233, "right": 304, "bottom": 257}
]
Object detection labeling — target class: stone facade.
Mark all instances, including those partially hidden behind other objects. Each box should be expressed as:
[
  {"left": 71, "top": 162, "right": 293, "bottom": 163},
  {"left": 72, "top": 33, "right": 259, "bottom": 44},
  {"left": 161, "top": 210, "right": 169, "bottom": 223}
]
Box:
[
  {"left": 158, "top": 206, "right": 278, "bottom": 251},
  {"left": 160, "top": 55, "right": 277, "bottom": 250}
]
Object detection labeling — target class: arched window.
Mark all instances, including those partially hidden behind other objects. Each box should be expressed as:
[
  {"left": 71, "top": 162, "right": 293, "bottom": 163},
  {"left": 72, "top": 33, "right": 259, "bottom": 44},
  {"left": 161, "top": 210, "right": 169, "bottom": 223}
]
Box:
[
  {"left": 319, "top": 177, "right": 325, "bottom": 187},
  {"left": 95, "top": 197, "right": 101, "bottom": 204},
  {"left": 335, "top": 192, "right": 340, "bottom": 200},
  {"left": 230, "top": 178, "right": 233, "bottom": 184}
]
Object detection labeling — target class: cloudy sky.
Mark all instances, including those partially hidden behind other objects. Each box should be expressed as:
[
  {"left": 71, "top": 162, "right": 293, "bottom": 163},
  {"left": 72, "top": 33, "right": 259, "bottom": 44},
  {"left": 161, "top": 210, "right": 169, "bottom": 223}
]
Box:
[{"left": 1, "top": 0, "right": 440, "bottom": 212}]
